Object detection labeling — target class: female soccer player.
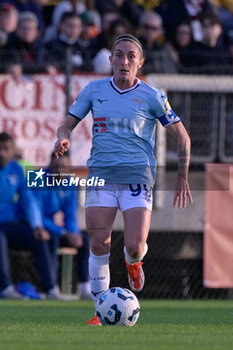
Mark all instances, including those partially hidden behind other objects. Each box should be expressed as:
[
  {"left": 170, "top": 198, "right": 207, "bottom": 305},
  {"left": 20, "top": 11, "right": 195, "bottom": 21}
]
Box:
[{"left": 54, "top": 34, "right": 193, "bottom": 325}]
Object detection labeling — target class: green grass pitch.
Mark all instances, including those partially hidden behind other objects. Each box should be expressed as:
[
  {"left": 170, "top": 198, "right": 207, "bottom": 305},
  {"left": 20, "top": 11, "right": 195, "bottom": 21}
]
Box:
[{"left": 0, "top": 300, "right": 232, "bottom": 350}]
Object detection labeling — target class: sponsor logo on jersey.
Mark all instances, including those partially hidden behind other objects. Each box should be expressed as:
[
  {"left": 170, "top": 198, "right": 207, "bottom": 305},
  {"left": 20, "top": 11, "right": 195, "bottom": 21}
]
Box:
[
  {"left": 97, "top": 99, "right": 108, "bottom": 103},
  {"left": 94, "top": 117, "right": 108, "bottom": 132}
]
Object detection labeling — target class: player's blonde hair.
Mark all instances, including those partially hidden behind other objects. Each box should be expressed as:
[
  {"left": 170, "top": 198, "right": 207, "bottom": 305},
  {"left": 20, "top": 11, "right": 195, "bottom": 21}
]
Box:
[{"left": 111, "top": 34, "right": 144, "bottom": 58}]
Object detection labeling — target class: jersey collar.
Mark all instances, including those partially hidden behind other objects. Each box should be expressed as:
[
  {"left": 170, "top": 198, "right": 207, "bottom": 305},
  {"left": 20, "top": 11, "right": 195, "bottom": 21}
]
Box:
[{"left": 110, "top": 76, "right": 140, "bottom": 95}]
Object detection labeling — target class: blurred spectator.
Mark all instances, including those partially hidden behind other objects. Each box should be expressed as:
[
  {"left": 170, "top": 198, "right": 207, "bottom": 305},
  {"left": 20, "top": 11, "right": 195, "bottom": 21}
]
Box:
[
  {"left": 95, "top": 0, "right": 142, "bottom": 26},
  {"left": 139, "top": 11, "right": 164, "bottom": 48},
  {"left": 138, "top": 11, "right": 177, "bottom": 74},
  {"left": 131, "top": 0, "right": 163, "bottom": 11},
  {"left": 109, "top": 18, "right": 129, "bottom": 43},
  {"left": 14, "top": 144, "right": 33, "bottom": 175},
  {"left": 80, "top": 10, "right": 99, "bottom": 43},
  {"left": 156, "top": 0, "right": 213, "bottom": 42},
  {"left": 0, "top": 3, "right": 18, "bottom": 47},
  {"left": 45, "top": 12, "right": 92, "bottom": 72},
  {"left": 87, "top": 10, "right": 120, "bottom": 60},
  {"left": 33, "top": 152, "right": 91, "bottom": 299},
  {"left": 181, "top": 11, "right": 232, "bottom": 73},
  {"left": 2, "top": 11, "right": 45, "bottom": 74},
  {"left": 210, "top": 0, "right": 233, "bottom": 12},
  {"left": 166, "top": 21, "right": 194, "bottom": 70},
  {"left": 38, "top": 0, "right": 59, "bottom": 27},
  {"left": 52, "top": 0, "right": 86, "bottom": 26},
  {"left": 0, "top": 0, "right": 45, "bottom": 32},
  {"left": 79, "top": 11, "right": 96, "bottom": 47},
  {"left": 0, "top": 132, "right": 59, "bottom": 299},
  {"left": 44, "top": 0, "right": 87, "bottom": 42},
  {"left": 211, "top": 0, "right": 233, "bottom": 47},
  {"left": 92, "top": 18, "right": 128, "bottom": 74}
]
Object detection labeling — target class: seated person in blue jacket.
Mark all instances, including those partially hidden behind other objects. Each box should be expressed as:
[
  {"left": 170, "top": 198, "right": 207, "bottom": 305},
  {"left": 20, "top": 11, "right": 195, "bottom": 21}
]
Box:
[
  {"left": 0, "top": 132, "right": 59, "bottom": 299},
  {"left": 33, "top": 151, "right": 91, "bottom": 299}
]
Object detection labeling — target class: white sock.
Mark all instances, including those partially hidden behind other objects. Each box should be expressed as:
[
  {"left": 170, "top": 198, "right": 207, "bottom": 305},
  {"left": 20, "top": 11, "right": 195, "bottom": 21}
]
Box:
[
  {"left": 124, "top": 243, "right": 148, "bottom": 265},
  {"left": 89, "top": 251, "right": 110, "bottom": 308}
]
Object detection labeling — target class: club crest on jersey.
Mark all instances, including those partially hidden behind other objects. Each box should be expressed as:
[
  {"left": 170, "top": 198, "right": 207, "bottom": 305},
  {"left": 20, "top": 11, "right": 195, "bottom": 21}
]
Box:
[
  {"left": 132, "top": 98, "right": 145, "bottom": 104},
  {"left": 94, "top": 117, "right": 108, "bottom": 133}
]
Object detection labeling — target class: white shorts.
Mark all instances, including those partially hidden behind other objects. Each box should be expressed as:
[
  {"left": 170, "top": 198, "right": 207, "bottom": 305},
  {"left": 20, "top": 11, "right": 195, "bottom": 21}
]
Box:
[{"left": 85, "top": 183, "right": 153, "bottom": 211}]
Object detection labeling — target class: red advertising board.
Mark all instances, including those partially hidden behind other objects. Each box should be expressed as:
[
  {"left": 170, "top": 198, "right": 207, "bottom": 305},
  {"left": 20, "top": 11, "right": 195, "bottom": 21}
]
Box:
[
  {"left": 0, "top": 73, "right": 104, "bottom": 166},
  {"left": 204, "top": 164, "right": 233, "bottom": 288}
]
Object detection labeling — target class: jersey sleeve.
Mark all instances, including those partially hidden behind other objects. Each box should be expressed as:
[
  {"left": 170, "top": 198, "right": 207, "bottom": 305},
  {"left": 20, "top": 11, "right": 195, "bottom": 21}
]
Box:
[
  {"left": 69, "top": 83, "right": 92, "bottom": 120},
  {"left": 151, "top": 89, "right": 180, "bottom": 127}
]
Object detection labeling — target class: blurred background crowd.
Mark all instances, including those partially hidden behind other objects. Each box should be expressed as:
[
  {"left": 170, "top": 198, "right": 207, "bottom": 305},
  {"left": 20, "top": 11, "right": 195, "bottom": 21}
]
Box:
[{"left": 0, "top": 0, "right": 233, "bottom": 77}]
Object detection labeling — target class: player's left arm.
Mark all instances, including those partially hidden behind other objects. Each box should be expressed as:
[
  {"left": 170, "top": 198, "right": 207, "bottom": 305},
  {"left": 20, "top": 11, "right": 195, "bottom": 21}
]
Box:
[{"left": 166, "top": 121, "right": 193, "bottom": 208}]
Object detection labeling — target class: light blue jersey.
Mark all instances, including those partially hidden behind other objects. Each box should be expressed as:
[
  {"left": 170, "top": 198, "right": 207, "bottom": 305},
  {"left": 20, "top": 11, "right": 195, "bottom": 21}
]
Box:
[{"left": 69, "top": 77, "right": 180, "bottom": 185}]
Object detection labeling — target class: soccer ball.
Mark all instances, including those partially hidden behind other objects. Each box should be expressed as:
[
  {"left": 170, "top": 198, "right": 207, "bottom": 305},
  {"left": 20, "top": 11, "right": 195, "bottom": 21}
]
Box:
[{"left": 96, "top": 287, "right": 140, "bottom": 326}]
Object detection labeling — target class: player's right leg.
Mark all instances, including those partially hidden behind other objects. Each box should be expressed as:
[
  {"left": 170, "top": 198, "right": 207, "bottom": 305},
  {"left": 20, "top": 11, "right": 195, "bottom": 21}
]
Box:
[{"left": 85, "top": 206, "right": 117, "bottom": 325}]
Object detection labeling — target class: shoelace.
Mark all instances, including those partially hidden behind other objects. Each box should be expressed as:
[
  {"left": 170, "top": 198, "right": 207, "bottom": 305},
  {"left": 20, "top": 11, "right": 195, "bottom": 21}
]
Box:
[{"left": 127, "top": 262, "right": 143, "bottom": 280}]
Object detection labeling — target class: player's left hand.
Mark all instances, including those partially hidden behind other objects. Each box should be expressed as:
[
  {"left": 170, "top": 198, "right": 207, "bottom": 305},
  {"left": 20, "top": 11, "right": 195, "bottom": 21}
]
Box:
[{"left": 173, "top": 175, "right": 193, "bottom": 208}]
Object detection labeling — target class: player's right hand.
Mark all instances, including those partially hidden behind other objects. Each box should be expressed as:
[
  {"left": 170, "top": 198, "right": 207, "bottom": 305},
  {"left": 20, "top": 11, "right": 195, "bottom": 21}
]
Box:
[{"left": 54, "top": 138, "right": 70, "bottom": 158}]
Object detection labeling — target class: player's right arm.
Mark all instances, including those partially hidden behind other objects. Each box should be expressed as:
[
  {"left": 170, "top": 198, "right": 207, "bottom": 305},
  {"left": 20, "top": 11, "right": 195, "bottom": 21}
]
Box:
[
  {"left": 54, "top": 83, "right": 92, "bottom": 158},
  {"left": 54, "top": 114, "right": 81, "bottom": 158}
]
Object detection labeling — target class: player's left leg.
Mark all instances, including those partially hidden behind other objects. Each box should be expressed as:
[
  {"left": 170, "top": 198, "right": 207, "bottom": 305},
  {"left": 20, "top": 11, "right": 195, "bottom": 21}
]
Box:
[{"left": 123, "top": 207, "right": 151, "bottom": 292}]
